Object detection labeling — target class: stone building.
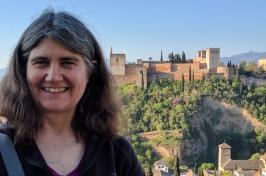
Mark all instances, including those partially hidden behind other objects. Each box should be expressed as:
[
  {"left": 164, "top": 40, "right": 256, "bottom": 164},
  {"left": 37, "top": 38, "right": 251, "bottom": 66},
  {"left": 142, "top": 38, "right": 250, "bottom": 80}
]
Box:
[
  {"left": 258, "top": 58, "right": 266, "bottom": 71},
  {"left": 110, "top": 48, "right": 234, "bottom": 88},
  {"left": 154, "top": 160, "right": 169, "bottom": 173},
  {"left": 218, "top": 143, "right": 265, "bottom": 175}
]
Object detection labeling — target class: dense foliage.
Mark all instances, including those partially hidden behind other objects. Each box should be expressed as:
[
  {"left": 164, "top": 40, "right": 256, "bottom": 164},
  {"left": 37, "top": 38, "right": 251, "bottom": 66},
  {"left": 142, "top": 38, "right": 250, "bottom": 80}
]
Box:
[
  {"left": 198, "top": 76, "right": 266, "bottom": 125},
  {"left": 130, "top": 134, "right": 160, "bottom": 169},
  {"left": 119, "top": 79, "right": 200, "bottom": 134},
  {"left": 119, "top": 77, "right": 266, "bottom": 169}
]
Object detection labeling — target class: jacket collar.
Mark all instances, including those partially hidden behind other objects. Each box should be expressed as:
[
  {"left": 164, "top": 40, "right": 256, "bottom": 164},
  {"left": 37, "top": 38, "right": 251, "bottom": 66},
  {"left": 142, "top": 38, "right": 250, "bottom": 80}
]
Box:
[{"left": 17, "top": 134, "right": 108, "bottom": 174}]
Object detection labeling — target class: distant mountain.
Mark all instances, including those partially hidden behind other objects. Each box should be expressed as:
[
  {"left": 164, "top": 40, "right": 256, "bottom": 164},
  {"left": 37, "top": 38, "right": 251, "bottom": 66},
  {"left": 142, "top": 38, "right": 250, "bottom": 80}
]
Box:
[{"left": 221, "top": 51, "right": 266, "bottom": 65}]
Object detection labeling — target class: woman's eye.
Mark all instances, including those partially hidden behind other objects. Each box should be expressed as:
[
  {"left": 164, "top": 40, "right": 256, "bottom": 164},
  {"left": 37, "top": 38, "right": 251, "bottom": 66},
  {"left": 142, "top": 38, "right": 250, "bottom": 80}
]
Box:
[
  {"left": 63, "top": 61, "right": 74, "bottom": 65},
  {"left": 62, "top": 61, "right": 75, "bottom": 66},
  {"left": 33, "top": 60, "right": 49, "bottom": 66}
]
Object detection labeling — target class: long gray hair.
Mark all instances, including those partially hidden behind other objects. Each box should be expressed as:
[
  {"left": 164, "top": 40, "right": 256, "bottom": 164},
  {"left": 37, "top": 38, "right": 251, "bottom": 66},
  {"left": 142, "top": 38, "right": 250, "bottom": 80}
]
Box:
[{"left": 0, "top": 9, "right": 119, "bottom": 144}]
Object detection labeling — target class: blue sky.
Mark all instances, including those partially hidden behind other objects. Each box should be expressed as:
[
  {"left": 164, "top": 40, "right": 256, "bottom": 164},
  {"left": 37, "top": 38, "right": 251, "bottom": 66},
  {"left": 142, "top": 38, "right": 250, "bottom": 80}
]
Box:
[{"left": 0, "top": 0, "right": 265, "bottom": 68}]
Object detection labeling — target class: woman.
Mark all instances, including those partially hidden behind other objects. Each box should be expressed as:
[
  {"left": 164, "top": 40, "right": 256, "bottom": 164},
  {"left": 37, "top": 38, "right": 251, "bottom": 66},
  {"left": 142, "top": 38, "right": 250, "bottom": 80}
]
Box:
[{"left": 0, "top": 9, "right": 143, "bottom": 176}]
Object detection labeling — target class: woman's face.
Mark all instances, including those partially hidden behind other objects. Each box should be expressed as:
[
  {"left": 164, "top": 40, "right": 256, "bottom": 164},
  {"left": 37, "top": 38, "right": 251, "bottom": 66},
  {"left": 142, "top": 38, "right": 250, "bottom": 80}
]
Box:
[{"left": 27, "top": 38, "right": 89, "bottom": 114}]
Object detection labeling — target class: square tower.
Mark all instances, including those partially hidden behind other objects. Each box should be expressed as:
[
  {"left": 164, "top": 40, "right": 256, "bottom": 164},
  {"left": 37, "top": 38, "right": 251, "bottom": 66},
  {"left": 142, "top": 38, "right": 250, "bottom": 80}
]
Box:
[
  {"left": 110, "top": 53, "right": 126, "bottom": 76},
  {"left": 206, "top": 48, "right": 220, "bottom": 70},
  {"left": 218, "top": 143, "right": 232, "bottom": 171}
]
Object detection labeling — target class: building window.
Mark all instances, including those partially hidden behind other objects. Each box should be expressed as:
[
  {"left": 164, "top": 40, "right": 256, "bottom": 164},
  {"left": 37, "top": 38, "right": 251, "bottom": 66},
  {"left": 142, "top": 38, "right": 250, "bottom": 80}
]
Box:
[{"left": 202, "top": 51, "right": 206, "bottom": 58}]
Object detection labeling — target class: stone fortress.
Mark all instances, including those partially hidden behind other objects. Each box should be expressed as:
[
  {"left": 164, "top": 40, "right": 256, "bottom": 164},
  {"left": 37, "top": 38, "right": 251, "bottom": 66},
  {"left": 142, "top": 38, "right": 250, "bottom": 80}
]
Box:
[{"left": 110, "top": 48, "right": 236, "bottom": 88}]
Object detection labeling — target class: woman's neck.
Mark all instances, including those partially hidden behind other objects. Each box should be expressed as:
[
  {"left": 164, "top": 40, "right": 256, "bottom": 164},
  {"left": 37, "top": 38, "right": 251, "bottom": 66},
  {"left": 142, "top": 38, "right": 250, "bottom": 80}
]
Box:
[{"left": 40, "top": 110, "right": 75, "bottom": 135}]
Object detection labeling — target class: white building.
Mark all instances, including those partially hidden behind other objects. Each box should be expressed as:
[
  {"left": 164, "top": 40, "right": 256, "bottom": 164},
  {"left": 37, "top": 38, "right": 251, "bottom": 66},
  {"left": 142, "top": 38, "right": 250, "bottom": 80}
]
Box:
[{"left": 154, "top": 160, "right": 169, "bottom": 173}]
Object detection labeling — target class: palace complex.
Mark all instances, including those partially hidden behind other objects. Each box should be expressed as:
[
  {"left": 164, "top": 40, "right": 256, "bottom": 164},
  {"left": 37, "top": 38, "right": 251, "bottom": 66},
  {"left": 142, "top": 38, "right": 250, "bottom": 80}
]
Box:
[{"left": 110, "top": 48, "right": 236, "bottom": 88}]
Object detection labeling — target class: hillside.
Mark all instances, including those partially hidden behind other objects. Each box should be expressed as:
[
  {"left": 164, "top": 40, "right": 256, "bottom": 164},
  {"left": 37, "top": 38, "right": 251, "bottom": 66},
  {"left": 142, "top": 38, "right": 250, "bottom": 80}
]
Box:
[
  {"left": 179, "top": 96, "right": 265, "bottom": 166},
  {"left": 120, "top": 78, "right": 266, "bottom": 169},
  {"left": 138, "top": 96, "right": 265, "bottom": 167}
]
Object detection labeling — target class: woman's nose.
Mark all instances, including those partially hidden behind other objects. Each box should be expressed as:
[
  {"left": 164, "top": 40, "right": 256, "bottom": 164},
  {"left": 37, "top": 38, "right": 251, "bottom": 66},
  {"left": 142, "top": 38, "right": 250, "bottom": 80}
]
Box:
[{"left": 45, "top": 65, "right": 63, "bottom": 82}]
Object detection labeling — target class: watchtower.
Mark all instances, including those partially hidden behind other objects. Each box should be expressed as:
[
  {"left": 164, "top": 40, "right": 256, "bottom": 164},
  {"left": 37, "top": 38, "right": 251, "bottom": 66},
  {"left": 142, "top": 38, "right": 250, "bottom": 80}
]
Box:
[
  {"left": 218, "top": 143, "right": 231, "bottom": 171},
  {"left": 110, "top": 48, "right": 126, "bottom": 76},
  {"left": 206, "top": 48, "right": 220, "bottom": 70}
]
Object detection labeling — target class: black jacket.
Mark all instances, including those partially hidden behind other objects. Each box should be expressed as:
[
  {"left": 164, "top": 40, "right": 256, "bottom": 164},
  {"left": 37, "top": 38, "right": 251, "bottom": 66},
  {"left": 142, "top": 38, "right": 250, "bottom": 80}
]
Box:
[{"left": 0, "top": 129, "right": 143, "bottom": 176}]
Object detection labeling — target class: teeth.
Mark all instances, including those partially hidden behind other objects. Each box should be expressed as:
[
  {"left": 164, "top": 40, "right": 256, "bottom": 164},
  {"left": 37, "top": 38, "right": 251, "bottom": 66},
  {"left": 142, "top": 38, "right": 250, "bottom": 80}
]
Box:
[{"left": 43, "top": 88, "right": 67, "bottom": 93}]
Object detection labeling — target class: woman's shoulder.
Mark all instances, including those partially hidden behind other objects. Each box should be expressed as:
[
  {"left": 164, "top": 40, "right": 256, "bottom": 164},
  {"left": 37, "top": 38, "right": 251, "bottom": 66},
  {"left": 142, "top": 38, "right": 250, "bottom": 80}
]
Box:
[{"left": 110, "top": 135, "right": 132, "bottom": 151}]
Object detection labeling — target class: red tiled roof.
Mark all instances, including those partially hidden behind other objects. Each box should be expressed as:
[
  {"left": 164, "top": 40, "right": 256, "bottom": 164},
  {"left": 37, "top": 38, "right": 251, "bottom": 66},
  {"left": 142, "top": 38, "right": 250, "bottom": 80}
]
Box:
[{"left": 224, "top": 160, "right": 264, "bottom": 170}]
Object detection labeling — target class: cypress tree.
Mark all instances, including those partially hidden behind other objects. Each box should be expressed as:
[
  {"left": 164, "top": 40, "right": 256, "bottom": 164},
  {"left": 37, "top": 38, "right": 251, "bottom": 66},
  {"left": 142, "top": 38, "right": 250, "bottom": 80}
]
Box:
[
  {"left": 174, "top": 153, "right": 180, "bottom": 176},
  {"left": 181, "top": 73, "right": 185, "bottom": 92},
  {"left": 147, "top": 165, "right": 153, "bottom": 176},
  {"left": 189, "top": 66, "right": 192, "bottom": 82},
  {"left": 182, "top": 51, "right": 186, "bottom": 63},
  {"left": 161, "top": 50, "right": 163, "bottom": 62},
  {"left": 192, "top": 70, "right": 195, "bottom": 84},
  {"left": 179, "top": 81, "right": 182, "bottom": 93}
]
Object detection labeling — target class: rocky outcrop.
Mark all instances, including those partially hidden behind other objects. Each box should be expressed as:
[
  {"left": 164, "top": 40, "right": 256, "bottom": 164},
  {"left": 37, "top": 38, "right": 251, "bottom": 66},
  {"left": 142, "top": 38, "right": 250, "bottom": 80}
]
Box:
[{"left": 178, "top": 96, "right": 266, "bottom": 166}]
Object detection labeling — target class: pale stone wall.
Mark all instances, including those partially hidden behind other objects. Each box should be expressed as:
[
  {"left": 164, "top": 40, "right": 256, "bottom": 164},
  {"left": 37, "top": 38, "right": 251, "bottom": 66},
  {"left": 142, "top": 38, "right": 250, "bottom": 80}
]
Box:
[
  {"left": 258, "top": 58, "right": 266, "bottom": 70},
  {"left": 218, "top": 147, "right": 231, "bottom": 171},
  {"left": 112, "top": 75, "right": 125, "bottom": 87},
  {"left": 110, "top": 54, "right": 125, "bottom": 75},
  {"left": 207, "top": 48, "right": 220, "bottom": 69},
  {"left": 194, "top": 48, "right": 220, "bottom": 70}
]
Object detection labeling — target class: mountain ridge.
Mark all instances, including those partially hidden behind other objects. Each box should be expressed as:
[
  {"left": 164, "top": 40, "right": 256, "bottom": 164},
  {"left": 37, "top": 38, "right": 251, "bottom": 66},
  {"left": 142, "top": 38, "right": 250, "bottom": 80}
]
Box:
[{"left": 221, "top": 51, "right": 266, "bottom": 64}]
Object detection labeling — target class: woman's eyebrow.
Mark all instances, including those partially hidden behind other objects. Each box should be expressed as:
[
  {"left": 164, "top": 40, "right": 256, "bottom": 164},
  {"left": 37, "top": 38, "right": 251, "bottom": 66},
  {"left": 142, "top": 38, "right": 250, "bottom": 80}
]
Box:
[
  {"left": 60, "top": 56, "right": 79, "bottom": 62},
  {"left": 29, "top": 56, "right": 49, "bottom": 63}
]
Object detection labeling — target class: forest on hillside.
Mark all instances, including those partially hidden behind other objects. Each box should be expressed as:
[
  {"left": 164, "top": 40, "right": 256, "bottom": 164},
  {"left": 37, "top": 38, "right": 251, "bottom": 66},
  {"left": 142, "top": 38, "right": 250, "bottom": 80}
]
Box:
[{"left": 119, "top": 77, "right": 266, "bottom": 170}]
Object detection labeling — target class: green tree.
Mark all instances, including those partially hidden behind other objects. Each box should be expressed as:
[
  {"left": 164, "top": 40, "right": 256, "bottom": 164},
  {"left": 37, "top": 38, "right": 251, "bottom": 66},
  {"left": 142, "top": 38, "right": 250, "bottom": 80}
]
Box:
[
  {"left": 220, "top": 170, "right": 233, "bottom": 176},
  {"left": 200, "top": 163, "right": 215, "bottom": 170},
  {"left": 192, "top": 70, "right": 195, "bottom": 84},
  {"left": 168, "top": 52, "right": 174, "bottom": 63},
  {"left": 189, "top": 66, "right": 192, "bottom": 82},
  {"left": 147, "top": 165, "right": 153, "bottom": 176},
  {"left": 161, "top": 50, "right": 163, "bottom": 62},
  {"left": 181, "top": 73, "right": 185, "bottom": 92},
  {"left": 250, "top": 153, "right": 260, "bottom": 160},
  {"left": 182, "top": 51, "right": 186, "bottom": 63},
  {"left": 174, "top": 53, "right": 181, "bottom": 63}
]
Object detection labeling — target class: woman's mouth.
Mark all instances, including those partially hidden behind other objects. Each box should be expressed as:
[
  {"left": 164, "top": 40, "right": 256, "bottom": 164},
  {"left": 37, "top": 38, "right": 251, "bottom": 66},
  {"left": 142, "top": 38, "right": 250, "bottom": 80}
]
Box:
[{"left": 42, "top": 87, "right": 69, "bottom": 93}]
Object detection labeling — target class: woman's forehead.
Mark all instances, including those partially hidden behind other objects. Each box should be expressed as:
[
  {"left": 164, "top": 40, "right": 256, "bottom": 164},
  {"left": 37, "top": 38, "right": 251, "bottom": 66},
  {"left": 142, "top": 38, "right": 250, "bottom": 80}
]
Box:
[{"left": 29, "top": 38, "right": 83, "bottom": 60}]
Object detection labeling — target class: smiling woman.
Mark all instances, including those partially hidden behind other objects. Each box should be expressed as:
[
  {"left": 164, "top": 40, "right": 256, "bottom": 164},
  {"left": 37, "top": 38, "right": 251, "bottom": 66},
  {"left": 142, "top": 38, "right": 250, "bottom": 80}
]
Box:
[
  {"left": 27, "top": 38, "right": 89, "bottom": 114},
  {"left": 0, "top": 9, "right": 143, "bottom": 176}
]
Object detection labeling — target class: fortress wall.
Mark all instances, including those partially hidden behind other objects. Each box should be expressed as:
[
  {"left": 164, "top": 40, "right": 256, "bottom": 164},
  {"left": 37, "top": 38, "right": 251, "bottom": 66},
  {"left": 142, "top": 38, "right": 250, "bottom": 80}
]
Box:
[
  {"left": 209, "top": 67, "right": 218, "bottom": 74},
  {"left": 156, "top": 72, "right": 174, "bottom": 80},
  {"left": 124, "top": 75, "right": 139, "bottom": 84},
  {"left": 174, "top": 72, "right": 204, "bottom": 81},
  {"left": 217, "top": 66, "right": 228, "bottom": 74},
  {"left": 149, "top": 64, "right": 157, "bottom": 72},
  {"left": 193, "top": 58, "right": 206, "bottom": 63},
  {"left": 125, "top": 65, "right": 142, "bottom": 75},
  {"left": 172, "top": 64, "right": 178, "bottom": 72},
  {"left": 112, "top": 75, "right": 125, "bottom": 87},
  {"left": 147, "top": 73, "right": 157, "bottom": 83},
  {"left": 200, "top": 63, "right": 208, "bottom": 69},
  {"left": 154, "top": 63, "right": 172, "bottom": 72},
  {"left": 176, "top": 63, "right": 202, "bottom": 73}
]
